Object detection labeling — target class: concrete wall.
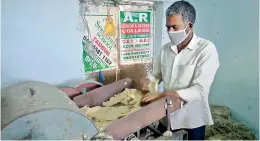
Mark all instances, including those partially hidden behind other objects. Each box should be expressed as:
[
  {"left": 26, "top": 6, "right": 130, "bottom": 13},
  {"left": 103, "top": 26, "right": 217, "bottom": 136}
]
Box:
[
  {"left": 160, "top": 0, "right": 259, "bottom": 138},
  {"left": 1, "top": 0, "right": 85, "bottom": 88}
]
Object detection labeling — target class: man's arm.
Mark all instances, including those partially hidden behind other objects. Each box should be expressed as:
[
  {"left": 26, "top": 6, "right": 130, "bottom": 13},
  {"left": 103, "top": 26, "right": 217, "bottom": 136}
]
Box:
[
  {"left": 164, "top": 43, "right": 220, "bottom": 102},
  {"left": 147, "top": 50, "right": 162, "bottom": 82},
  {"left": 141, "top": 50, "right": 162, "bottom": 94}
]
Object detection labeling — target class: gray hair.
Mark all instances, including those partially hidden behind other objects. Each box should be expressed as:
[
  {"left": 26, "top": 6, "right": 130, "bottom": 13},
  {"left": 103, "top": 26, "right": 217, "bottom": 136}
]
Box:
[{"left": 166, "top": 0, "right": 196, "bottom": 25}]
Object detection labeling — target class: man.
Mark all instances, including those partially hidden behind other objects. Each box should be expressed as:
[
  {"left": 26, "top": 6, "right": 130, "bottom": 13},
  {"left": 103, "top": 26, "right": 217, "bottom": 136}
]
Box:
[{"left": 141, "top": 1, "right": 219, "bottom": 140}]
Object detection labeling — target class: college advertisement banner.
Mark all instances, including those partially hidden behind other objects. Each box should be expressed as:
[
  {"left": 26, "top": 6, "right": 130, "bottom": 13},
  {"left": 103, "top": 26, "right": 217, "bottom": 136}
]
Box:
[{"left": 119, "top": 10, "right": 153, "bottom": 64}]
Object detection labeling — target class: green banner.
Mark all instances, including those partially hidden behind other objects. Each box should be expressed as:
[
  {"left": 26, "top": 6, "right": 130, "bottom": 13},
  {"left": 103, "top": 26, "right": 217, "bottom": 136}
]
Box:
[
  {"left": 120, "top": 11, "right": 151, "bottom": 23},
  {"left": 119, "top": 10, "right": 153, "bottom": 64},
  {"left": 81, "top": 7, "right": 118, "bottom": 73},
  {"left": 82, "top": 39, "right": 110, "bottom": 72},
  {"left": 121, "top": 34, "right": 151, "bottom": 39}
]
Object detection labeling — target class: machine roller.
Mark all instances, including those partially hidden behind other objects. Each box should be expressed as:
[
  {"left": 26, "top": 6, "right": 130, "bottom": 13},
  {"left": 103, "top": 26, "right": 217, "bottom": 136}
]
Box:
[
  {"left": 72, "top": 78, "right": 183, "bottom": 140},
  {"left": 1, "top": 81, "right": 98, "bottom": 140},
  {"left": 1, "top": 78, "right": 184, "bottom": 140}
]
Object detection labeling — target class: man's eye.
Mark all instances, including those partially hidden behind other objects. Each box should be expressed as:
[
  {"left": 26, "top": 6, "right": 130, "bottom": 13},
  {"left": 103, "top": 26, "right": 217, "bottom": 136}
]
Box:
[
  {"left": 166, "top": 26, "right": 174, "bottom": 31},
  {"left": 166, "top": 26, "right": 178, "bottom": 31},
  {"left": 174, "top": 27, "right": 179, "bottom": 31}
]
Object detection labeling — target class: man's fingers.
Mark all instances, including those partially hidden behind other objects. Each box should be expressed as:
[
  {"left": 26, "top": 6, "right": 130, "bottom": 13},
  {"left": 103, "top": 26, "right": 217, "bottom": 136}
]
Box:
[
  {"left": 141, "top": 82, "right": 150, "bottom": 94},
  {"left": 141, "top": 96, "right": 153, "bottom": 103},
  {"left": 141, "top": 78, "right": 150, "bottom": 94},
  {"left": 141, "top": 97, "right": 147, "bottom": 102},
  {"left": 141, "top": 89, "right": 149, "bottom": 94},
  {"left": 142, "top": 94, "right": 150, "bottom": 99}
]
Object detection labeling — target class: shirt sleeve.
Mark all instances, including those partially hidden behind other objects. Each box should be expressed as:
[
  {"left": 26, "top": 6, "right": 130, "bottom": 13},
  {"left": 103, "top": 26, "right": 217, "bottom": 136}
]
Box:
[
  {"left": 176, "top": 42, "right": 220, "bottom": 102},
  {"left": 147, "top": 50, "right": 162, "bottom": 82}
]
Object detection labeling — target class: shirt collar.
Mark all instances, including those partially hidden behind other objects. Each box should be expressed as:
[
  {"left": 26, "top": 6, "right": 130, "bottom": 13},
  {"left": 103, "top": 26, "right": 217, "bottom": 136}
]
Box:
[
  {"left": 186, "top": 33, "right": 197, "bottom": 50},
  {"left": 170, "top": 33, "right": 197, "bottom": 54}
]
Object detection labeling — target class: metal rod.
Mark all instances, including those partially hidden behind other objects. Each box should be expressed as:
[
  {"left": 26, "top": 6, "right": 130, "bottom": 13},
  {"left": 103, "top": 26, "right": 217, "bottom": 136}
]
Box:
[
  {"left": 83, "top": 0, "right": 155, "bottom": 6},
  {"left": 147, "top": 125, "right": 163, "bottom": 135},
  {"left": 137, "top": 127, "right": 140, "bottom": 138},
  {"left": 166, "top": 98, "right": 171, "bottom": 131}
]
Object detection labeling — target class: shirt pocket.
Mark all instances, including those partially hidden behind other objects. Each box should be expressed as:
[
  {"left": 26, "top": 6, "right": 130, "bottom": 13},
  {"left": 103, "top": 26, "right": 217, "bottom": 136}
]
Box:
[{"left": 173, "top": 64, "right": 196, "bottom": 88}]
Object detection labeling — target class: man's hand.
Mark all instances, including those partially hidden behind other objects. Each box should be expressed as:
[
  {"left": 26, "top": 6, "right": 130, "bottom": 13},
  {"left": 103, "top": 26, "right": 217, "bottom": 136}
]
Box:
[
  {"left": 141, "top": 78, "right": 150, "bottom": 94},
  {"left": 141, "top": 92, "right": 182, "bottom": 104},
  {"left": 141, "top": 93, "right": 164, "bottom": 104},
  {"left": 164, "top": 92, "right": 181, "bottom": 99}
]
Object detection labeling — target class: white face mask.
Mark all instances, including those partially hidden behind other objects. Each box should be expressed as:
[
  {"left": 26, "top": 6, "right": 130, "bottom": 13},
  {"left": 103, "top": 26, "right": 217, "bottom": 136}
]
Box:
[{"left": 167, "top": 24, "right": 191, "bottom": 45}]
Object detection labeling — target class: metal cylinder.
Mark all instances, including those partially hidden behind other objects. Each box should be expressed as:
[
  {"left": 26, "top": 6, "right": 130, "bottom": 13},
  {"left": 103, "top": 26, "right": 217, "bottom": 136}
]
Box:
[
  {"left": 73, "top": 78, "right": 133, "bottom": 108},
  {"left": 1, "top": 81, "right": 98, "bottom": 140}
]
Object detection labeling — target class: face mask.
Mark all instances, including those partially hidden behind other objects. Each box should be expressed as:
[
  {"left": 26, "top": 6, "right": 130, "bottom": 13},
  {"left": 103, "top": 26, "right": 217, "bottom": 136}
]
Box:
[{"left": 167, "top": 24, "right": 191, "bottom": 45}]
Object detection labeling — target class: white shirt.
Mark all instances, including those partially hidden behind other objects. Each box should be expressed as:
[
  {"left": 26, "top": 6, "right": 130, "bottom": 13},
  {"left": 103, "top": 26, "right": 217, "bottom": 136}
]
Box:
[{"left": 150, "top": 33, "right": 220, "bottom": 130}]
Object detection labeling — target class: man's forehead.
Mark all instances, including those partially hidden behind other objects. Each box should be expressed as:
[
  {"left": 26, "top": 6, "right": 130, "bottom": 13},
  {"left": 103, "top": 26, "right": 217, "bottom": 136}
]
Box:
[
  {"left": 166, "top": 15, "right": 185, "bottom": 27},
  {"left": 166, "top": 14, "right": 184, "bottom": 22}
]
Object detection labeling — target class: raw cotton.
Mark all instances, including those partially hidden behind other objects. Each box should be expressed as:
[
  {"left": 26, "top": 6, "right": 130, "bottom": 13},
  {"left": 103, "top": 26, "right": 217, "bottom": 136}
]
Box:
[
  {"left": 155, "top": 105, "right": 255, "bottom": 140},
  {"left": 80, "top": 88, "right": 143, "bottom": 131},
  {"left": 205, "top": 105, "right": 256, "bottom": 140}
]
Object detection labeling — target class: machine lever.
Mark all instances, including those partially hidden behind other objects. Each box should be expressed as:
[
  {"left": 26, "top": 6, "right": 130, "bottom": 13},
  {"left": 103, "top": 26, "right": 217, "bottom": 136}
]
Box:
[{"left": 166, "top": 98, "right": 172, "bottom": 131}]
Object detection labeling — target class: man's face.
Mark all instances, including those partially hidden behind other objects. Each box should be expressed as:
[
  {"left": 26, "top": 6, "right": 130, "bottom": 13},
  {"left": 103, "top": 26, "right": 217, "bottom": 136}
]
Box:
[{"left": 166, "top": 14, "right": 191, "bottom": 32}]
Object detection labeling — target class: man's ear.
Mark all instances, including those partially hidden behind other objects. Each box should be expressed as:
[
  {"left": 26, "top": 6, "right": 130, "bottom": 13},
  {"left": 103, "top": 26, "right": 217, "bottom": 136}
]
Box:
[{"left": 188, "top": 23, "right": 193, "bottom": 29}]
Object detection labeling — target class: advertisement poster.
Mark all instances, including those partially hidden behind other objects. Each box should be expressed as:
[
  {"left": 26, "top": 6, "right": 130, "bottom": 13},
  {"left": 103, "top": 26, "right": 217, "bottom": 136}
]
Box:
[
  {"left": 82, "top": 6, "right": 118, "bottom": 73},
  {"left": 119, "top": 10, "right": 153, "bottom": 64}
]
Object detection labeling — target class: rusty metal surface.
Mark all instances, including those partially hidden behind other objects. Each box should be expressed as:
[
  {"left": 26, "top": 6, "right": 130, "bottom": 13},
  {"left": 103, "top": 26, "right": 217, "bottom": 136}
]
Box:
[
  {"left": 60, "top": 87, "right": 81, "bottom": 99},
  {"left": 60, "top": 83, "right": 101, "bottom": 99},
  {"left": 75, "top": 83, "right": 101, "bottom": 92},
  {"left": 58, "top": 80, "right": 103, "bottom": 94},
  {"left": 105, "top": 96, "right": 182, "bottom": 140},
  {"left": 73, "top": 78, "right": 133, "bottom": 108}
]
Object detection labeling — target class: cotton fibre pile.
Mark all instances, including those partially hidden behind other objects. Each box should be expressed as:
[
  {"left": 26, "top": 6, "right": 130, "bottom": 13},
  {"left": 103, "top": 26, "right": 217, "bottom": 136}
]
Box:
[
  {"left": 205, "top": 105, "right": 256, "bottom": 140},
  {"left": 155, "top": 105, "right": 256, "bottom": 140},
  {"left": 80, "top": 88, "right": 143, "bottom": 131}
]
